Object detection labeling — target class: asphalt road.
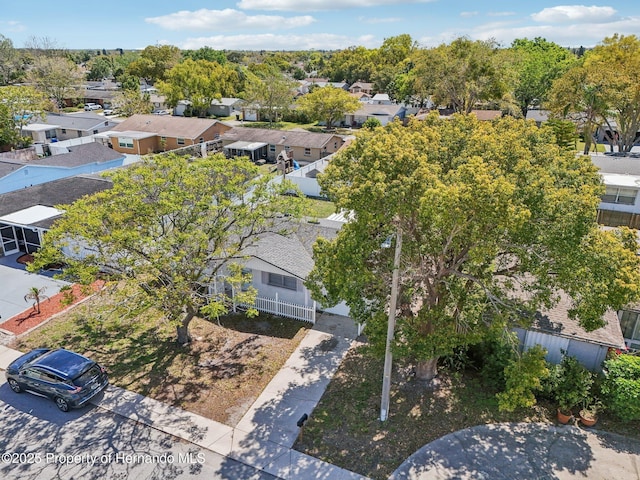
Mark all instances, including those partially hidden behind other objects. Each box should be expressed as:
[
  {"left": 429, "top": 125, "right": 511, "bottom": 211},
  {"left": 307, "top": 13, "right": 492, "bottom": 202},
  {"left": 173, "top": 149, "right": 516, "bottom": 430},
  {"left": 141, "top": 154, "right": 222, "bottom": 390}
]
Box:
[{"left": 0, "top": 378, "right": 276, "bottom": 480}]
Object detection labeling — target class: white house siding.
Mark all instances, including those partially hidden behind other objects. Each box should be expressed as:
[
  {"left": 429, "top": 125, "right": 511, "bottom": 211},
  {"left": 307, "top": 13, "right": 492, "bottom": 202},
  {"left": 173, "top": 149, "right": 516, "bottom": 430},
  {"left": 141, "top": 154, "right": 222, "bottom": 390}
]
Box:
[{"left": 242, "top": 257, "right": 313, "bottom": 306}]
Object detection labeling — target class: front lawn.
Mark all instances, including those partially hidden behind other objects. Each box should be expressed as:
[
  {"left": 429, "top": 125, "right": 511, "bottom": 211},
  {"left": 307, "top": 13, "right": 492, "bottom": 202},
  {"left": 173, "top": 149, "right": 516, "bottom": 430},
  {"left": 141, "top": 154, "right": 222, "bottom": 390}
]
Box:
[
  {"left": 13, "top": 290, "right": 308, "bottom": 426},
  {"left": 293, "top": 343, "right": 640, "bottom": 480}
]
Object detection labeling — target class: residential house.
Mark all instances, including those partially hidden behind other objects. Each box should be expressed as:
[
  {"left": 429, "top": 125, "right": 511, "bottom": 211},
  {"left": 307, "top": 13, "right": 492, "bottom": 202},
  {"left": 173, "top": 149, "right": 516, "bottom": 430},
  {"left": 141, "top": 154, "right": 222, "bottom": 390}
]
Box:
[
  {"left": 345, "top": 103, "right": 406, "bottom": 127},
  {"left": 370, "top": 93, "right": 392, "bottom": 105},
  {"left": 591, "top": 153, "right": 640, "bottom": 228},
  {"left": 617, "top": 305, "right": 640, "bottom": 351},
  {"left": 234, "top": 220, "right": 349, "bottom": 323},
  {"left": 107, "top": 114, "right": 232, "bottom": 155},
  {"left": 0, "top": 142, "right": 125, "bottom": 194},
  {"left": 220, "top": 127, "right": 345, "bottom": 165},
  {"left": 525, "top": 109, "right": 550, "bottom": 127},
  {"left": 208, "top": 98, "right": 244, "bottom": 118},
  {"left": 349, "top": 82, "right": 374, "bottom": 95},
  {"left": 23, "top": 112, "right": 119, "bottom": 144},
  {"left": 0, "top": 175, "right": 112, "bottom": 256},
  {"left": 515, "top": 293, "right": 625, "bottom": 372}
]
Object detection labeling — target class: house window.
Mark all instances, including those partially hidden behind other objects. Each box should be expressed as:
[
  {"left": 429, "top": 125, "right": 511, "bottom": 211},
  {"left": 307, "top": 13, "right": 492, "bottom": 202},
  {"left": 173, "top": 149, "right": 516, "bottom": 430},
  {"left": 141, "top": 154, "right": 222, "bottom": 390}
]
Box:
[
  {"left": 620, "top": 310, "right": 640, "bottom": 349},
  {"left": 334, "top": 141, "right": 338, "bottom": 148},
  {"left": 304, "top": 148, "right": 311, "bottom": 156},
  {"left": 269, "top": 145, "right": 276, "bottom": 152},
  {"left": 267, "top": 273, "right": 297, "bottom": 290},
  {"left": 602, "top": 187, "right": 637, "bottom": 205},
  {"left": 199, "top": 137, "right": 204, "bottom": 143},
  {"left": 93, "top": 130, "right": 98, "bottom": 134},
  {"left": 61, "top": 129, "right": 66, "bottom": 134},
  {"left": 77, "top": 131, "right": 83, "bottom": 137},
  {"left": 177, "top": 138, "right": 185, "bottom": 145},
  {"left": 160, "top": 136, "right": 167, "bottom": 142},
  {"left": 118, "top": 137, "right": 134, "bottom": 149}
]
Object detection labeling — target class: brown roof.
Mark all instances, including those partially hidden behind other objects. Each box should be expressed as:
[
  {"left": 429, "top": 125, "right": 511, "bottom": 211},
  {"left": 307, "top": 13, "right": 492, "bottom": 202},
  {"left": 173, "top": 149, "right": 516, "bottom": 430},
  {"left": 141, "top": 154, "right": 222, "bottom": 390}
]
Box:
[
  {"left": 221, "top": 127, "right": 343, "bottom": 150},
  {"left": 470, "top": 110, "right": 503, "bottom": 121},
  {"left": 111, "top": 115, "right": 228, "bottom": 140}
]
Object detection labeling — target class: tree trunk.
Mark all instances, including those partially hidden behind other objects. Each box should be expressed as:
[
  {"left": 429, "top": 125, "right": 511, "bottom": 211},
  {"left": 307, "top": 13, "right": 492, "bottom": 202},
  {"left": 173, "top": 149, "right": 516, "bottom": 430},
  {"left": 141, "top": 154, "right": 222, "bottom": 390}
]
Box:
[
  {"left": 176, "top": 311, "right": 195, "bottom": 344},
  {"left": 415, "top": 357, "right": 439, "bottom": 381}
]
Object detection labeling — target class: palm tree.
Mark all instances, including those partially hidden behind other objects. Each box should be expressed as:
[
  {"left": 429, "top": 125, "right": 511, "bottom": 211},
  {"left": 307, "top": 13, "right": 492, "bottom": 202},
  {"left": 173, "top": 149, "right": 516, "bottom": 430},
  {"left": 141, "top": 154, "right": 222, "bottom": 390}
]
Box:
[{"left": 24, "top": 286, "right": 48, "bottom": 314}]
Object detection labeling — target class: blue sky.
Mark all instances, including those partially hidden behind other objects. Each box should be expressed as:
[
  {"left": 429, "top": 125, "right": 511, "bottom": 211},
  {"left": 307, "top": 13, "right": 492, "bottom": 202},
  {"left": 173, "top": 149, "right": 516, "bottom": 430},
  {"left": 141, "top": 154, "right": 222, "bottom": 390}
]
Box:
[{"left": 1, "top": 1, "right": 638, "bottom": 51}]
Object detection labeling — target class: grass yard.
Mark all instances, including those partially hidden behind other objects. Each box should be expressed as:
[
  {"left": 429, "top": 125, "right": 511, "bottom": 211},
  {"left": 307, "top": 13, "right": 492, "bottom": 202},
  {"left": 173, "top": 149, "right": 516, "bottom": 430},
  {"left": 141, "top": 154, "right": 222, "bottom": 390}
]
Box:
[
  {"left": 12, "top": 290, "right": 308, "bottom": 426},
  {"left": 293, "top": 342, "right": 640, "bottom": 480},
  {"left": 305, "top": 197, "right": 336, "bottom": 219}
]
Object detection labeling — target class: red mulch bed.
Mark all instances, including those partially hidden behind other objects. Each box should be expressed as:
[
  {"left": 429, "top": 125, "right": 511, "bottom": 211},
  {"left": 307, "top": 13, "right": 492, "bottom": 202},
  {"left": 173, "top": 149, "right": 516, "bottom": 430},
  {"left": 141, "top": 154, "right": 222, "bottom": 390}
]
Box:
[{"left": 0, "top": 281, "right": 104, "bottom": 335}]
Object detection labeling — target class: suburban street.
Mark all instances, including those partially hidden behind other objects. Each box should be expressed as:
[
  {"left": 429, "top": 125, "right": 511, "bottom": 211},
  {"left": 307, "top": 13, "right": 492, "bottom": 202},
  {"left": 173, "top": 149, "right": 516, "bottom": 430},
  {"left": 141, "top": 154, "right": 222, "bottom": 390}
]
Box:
[{"left": 0, "top": 377, "right": 275, "bottom": 480}]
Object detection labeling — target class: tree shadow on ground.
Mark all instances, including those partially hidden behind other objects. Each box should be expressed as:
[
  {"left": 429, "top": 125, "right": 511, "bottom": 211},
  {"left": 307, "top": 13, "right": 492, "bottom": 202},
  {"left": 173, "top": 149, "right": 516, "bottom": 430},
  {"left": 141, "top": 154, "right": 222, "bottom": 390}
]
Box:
[
  {"left": 390, "top": 423, "right": 594, "bottom": 480},
  {"left": 217, "top": 313, "right": 306, "bottom": 340}
]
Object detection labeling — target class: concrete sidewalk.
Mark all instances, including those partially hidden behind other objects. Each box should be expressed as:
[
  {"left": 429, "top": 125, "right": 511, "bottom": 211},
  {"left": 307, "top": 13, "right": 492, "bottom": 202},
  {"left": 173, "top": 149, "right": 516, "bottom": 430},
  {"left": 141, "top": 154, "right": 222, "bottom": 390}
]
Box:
[{"left": 0, "top": 313, "right": 369, "bottom": 480}]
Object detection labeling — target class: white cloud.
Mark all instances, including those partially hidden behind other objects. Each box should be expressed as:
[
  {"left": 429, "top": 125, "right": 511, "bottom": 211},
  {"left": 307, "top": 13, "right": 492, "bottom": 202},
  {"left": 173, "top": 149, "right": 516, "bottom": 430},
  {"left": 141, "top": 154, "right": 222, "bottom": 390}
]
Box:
[
  {"left": 181, "top": 33, "right": 380, "bottom": 50},
  {"left": 145, "top": 8, "right": 315, "bottom": 31},
  {"left": 0, "top": 20, "right": 26, "bottom": 33},
  {"left": 467, "top": 15, "right": 640, "bottom": 48},
  {"left": 359, "top": 16, "right": 403, "bottom": 24},
  {"left": 531, "top": 5, "right": 617, "bottom": 23},
  {"left": 460, "top": 11, "right": 478, "bottom": 18},
  {"left": 236, "top": 0, "right": 435, "bottom": 12}
]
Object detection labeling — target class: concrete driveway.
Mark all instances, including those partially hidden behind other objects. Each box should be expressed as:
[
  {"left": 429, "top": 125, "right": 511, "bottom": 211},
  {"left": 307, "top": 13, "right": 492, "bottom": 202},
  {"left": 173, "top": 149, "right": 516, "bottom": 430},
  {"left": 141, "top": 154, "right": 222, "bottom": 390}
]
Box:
[
  {"left": 0, "top": 377, "right": 275, "bottom": 480},
  {"left": 0, "top": 254, "right": 69, "bottom": 322}
]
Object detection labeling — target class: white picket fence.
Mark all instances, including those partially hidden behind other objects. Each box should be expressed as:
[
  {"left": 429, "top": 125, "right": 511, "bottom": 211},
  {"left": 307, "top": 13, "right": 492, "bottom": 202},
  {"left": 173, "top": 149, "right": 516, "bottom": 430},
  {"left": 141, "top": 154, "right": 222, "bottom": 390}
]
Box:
[{"left": 239, "top": 293, "right": 316, "bottom": 324}]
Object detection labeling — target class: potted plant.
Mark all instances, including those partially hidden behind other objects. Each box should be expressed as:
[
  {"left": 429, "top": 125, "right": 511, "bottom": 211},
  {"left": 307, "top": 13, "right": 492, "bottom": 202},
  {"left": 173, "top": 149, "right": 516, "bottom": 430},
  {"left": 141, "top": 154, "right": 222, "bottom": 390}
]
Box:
[
  {"left": 579, "top": 398, "right": 603, "bottom": 427},
  {"left": 553, "top": 355, "right": 593, "bottom": 424}
]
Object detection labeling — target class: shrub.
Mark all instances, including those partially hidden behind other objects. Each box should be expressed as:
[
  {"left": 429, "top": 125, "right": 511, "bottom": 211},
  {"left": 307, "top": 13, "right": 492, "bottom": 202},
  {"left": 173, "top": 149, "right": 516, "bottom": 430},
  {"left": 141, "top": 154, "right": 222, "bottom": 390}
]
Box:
[
  {"left": 546, "top": 354, "right": 593, "bottom": 413},
  {"left": 468, "top": 335, "right": 517, "bottom": 390},
  {"left": 497, "top": 345, "right": 549, "bottom": 412},
  {"left": 601, "top": 353, "right": 640, "bottom": 421}
]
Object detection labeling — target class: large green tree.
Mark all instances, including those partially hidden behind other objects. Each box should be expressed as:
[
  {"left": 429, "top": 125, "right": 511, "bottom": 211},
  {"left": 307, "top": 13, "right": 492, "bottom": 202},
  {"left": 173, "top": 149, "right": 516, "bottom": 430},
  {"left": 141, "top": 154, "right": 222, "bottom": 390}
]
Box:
[
  {"left": 27, "top": 56, "right": 83, "bottom": 108},
  {"left": 0, "top": 85, "right": 49, "bottom": 137},
  {"left": 508, "top": 37, "right": 577, "bottom": 117},
  {"left": 411, "top": 37, "right": 507, "bottom": 113},
  {"left": 0, "top": 103, "right": 19, "bottom": 149},
  {"left": 0, "top": 34, "right": 21, "bottom": 85},
  {"left": 126, "top": 44, "right": 181, "bottom": 85},
  {"left": 30, "top": 154, "right": 304, "bottom": 344},
  {"left": 307, "top": 114, "right": 640, "bottom": 381},
  {"left": 157, "top": 58, "right": 238, "bottom": 117},
  {"left": 241, "top": 67, "right": 296, "bottom": 126},
  {"left": 296, "top": 86, "right": 360, "bottom": 129},
  {"left": 110, "top": 89, "right": 153, "bottom": 117},
  {"left": 584, "top": 34, "right": 640, "bottom": 152}
]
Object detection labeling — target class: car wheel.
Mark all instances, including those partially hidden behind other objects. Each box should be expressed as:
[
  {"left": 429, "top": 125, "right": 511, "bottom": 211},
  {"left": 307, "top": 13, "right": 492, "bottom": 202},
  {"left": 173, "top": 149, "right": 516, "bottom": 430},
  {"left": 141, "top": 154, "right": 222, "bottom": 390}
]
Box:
[
  {"left": 55, "top": 397, "right": 69, "bottom": 412},
  {"left": 8, "top": 379, "right": 22, "bottom": 393}
]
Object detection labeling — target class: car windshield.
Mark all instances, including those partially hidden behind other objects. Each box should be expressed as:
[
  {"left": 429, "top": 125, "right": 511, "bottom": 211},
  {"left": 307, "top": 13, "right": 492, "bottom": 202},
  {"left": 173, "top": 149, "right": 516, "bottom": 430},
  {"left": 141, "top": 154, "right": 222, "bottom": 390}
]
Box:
[{"left": 73, "top": 365, "right": 102, "bottom": 387}]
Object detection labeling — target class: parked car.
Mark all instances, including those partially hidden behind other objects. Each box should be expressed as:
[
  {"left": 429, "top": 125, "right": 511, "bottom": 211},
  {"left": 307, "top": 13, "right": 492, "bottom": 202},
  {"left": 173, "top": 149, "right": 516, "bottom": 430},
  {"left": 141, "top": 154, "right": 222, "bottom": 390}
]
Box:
[
  {"left": 84, "top": 103, "right": 102, "bottom": 111},
  {"left": 5, "top": 348, "right": 109, "bottom": 412},
  {"left": 102, "top": 109, "right": 114, "bottom": 115}
]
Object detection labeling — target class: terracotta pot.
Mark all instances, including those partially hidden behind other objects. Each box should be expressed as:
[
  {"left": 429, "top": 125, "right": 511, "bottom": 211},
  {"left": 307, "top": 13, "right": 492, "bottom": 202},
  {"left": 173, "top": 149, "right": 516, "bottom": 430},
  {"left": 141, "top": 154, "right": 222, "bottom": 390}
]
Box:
[
  {"left": 557, "top": 408, "right": 573, "bottom": 424},
  {"left": 579, "top": 410, "right": 598, "bottom": 427}
]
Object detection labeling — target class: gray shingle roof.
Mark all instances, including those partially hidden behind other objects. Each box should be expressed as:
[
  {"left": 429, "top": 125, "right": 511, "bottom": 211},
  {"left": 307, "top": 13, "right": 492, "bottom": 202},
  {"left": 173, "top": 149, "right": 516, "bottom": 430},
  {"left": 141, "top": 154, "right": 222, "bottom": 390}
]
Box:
[
  {"left": 0, "top": 175, "right": 112, "bottom": 228},
  {"left": 43, "top": 112, "right": 118, "bottom": 132},
  {"left": 245, "top": 221, "right": 340, "bottom": 279},
  {"left": 591, "top": 153, "right": 640, "bottom": 175},
  {"left": 221, "top": 127, "right": 341, "bottom": 149},
  {"left": 528, "top": 293, "right": 624, "bottom": 348}
]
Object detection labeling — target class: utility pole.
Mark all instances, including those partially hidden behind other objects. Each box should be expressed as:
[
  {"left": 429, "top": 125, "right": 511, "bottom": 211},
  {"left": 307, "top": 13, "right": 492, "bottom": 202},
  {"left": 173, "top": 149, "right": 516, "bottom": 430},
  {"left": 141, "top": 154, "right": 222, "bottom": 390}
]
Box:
[{"left": 380, "top": 226, "right": 402, "bottom": 421}]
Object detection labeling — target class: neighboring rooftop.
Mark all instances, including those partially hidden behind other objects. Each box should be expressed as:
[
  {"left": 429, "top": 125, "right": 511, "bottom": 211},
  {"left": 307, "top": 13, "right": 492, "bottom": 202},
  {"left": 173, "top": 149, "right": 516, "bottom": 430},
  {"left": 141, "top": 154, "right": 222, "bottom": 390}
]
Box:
[
  {"left": 111, "top": 114, "right": 230, "bottom": 139},
  {"left": 0, "top": 175, "right": 112, "bottom": 228},
  {"left": 221, "top": 127, "right": 342, "bottom": 149}
]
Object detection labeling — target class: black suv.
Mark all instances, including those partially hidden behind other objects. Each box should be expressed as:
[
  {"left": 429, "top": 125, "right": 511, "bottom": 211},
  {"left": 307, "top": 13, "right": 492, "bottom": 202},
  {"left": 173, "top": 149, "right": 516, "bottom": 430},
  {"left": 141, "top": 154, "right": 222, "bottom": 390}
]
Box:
[{"left": 5, "top": 349, "right": 109, "bottom": 412}]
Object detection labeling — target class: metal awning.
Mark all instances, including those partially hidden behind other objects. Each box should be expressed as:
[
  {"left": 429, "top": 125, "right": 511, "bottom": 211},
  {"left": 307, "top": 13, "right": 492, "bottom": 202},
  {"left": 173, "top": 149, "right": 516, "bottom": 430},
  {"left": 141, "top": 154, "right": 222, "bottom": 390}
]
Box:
[
  {"left": 223, "top": 141, "right": 268, "bottom": 151},
  {"left": 0, "top": 205, "right": 64, "bottom": 226}
]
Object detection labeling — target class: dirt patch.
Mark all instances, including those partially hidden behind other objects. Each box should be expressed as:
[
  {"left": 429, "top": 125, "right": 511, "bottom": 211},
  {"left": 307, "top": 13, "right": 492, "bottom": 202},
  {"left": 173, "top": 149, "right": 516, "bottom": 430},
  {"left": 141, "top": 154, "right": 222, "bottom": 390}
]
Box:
[{"left": 12, "top": 293, "right": 308, "bottom": 427}]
